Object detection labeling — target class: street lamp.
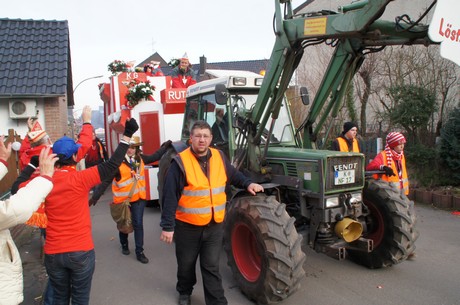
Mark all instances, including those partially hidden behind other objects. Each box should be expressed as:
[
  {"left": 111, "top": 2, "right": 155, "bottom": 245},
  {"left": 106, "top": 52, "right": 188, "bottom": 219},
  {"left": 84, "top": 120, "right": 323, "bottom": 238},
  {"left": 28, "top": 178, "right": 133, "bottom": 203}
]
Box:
[
  {"left": 73, "top": 75, "right": 104, "bottom": 93},
  {"left": 69, "top": 75, "right": 104, "bottom": 138}
]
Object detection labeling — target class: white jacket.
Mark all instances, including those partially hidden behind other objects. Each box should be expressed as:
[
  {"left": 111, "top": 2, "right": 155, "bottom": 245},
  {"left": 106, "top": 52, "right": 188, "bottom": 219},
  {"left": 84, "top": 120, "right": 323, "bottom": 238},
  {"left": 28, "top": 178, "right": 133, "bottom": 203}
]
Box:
[{"left": 0, "top": 162, "right": 53, "bottom": 305}]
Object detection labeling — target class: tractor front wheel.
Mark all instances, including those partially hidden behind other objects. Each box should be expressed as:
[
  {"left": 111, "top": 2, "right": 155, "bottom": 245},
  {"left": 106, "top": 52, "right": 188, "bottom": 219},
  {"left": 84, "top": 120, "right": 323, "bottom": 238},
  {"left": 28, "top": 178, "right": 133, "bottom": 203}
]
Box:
[
  {"left": 224, "top": 195, "right": 305, "bottom": 304},
  {"left": 348, "top": 179, "right": 418, "bottom": 268}
]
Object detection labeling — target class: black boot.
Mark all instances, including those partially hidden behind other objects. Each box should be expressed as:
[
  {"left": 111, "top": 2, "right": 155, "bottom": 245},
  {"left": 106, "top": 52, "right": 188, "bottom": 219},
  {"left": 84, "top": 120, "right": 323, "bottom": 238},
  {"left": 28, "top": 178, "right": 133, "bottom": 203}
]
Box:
[
  {"left": 136, "top": 252, "right": 149, "bottom": 264},
  {"left": 121, "top": 244, "right": 130, "bottom": 255},
  {"left": 178, "top": 294, "right": 191, "bottom": 305}
]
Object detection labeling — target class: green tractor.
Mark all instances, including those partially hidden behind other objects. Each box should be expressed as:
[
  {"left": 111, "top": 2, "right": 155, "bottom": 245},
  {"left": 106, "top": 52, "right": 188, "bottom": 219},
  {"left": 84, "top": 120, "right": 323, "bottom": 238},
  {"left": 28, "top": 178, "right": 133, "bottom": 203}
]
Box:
[{"left": 159, "top": 0, "right": 430, "bottom": 303}]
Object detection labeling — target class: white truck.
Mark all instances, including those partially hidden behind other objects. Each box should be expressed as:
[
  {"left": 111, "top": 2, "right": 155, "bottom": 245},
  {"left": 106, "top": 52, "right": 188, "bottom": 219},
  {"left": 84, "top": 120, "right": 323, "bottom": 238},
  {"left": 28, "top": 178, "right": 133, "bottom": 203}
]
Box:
[{"left": 99, "top": 71, "right": 186, "bottom": 201}]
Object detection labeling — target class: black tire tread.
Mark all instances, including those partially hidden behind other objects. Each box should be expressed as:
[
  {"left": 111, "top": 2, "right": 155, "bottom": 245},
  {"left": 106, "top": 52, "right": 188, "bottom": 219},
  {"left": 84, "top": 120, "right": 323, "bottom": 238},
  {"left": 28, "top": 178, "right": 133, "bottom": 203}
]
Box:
[
  {"left": 349, "top": 179, "right": 418, "bottom": 268},
  {"left": 224, "top": 195, "right": 306, "bottom": 304}
]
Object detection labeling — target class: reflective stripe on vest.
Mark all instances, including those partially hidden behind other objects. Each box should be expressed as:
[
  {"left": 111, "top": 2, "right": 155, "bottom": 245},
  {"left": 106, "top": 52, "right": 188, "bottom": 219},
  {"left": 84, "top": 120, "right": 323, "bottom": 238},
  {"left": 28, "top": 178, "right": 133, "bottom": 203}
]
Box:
[
  {"left": 337, "top": 137, "right": 360, "bottom": 152},
  {"left": 177, "top": 148, "right": 227, "bottom": 225},
  {"left": 373, "top": 151, "right": 409, "bottom": 195},
  {"left": 177, "top": 201, "right": 227, "bottom": 214},
  {"left": 112, "top": 186, "right": 146, "bottom": 198},
  {"left": 97, "top": 141, "right": 104, "bottom": 159},
  {"left": 114, "top": 175, "right": 146, "bottom": 188},
  {"left": 112, "top": 160, "right": 146, "bottom": 203},
  {"left": 183, "top": 185, "right": 226, "bottom": 197}
]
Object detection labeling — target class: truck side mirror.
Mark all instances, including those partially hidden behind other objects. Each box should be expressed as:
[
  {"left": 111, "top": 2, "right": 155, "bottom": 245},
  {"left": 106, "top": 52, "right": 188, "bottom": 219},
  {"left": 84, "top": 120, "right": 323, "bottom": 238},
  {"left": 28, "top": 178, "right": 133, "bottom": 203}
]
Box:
[
  {"left": 215, "top": 84, "right": 229, "bottom": 105},
  {"left": 300, "top": 87, "right": 310, "bottom": 106}
]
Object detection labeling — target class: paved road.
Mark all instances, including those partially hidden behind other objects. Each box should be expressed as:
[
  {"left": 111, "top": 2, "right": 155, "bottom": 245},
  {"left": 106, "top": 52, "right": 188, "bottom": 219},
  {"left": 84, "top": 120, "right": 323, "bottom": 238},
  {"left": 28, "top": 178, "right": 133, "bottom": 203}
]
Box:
[{"left": 19, "top": 191, "right": 460, "bottom": 305}]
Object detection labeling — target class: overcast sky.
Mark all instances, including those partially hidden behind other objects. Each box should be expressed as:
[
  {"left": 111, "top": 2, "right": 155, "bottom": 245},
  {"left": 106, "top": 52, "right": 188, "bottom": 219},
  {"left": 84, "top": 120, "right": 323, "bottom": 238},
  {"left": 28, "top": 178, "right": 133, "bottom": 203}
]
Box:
[{"left": 2, "top": 0, "right": 303, "bottom": 111}]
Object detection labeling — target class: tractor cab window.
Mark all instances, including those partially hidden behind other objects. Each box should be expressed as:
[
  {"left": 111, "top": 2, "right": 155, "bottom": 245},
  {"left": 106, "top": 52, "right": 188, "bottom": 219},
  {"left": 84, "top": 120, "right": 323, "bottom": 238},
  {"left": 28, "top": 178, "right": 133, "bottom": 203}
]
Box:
[
  {"left": 201, "top": 93, "right": 217, "bottom": 126},
  {"left": 211, "top": 107, "right": 229, "bottom": 145},
  {"left": 182, "top": 99, "right": 199, "bottom": 139},
  {"left": 200, "top": 94, "right": 229, "bottom": 149},
  {"left": 228, "top": 92, "right": 294, "bottom": 145}
]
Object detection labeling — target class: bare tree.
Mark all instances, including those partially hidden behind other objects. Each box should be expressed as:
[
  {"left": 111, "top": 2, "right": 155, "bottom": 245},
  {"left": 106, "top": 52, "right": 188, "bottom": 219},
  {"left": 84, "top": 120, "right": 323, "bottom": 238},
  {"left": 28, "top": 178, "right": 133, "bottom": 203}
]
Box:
[
  {"left": 424, "top": 48, "right": 458, "bottom": 136},
  {"left": 354, "top": 52, "right": 379, "bottom": 136},
  {"left": 293, "top": 44, "right": 334, "bottom": 130},
  {"left": 291, "top": 42, "right": 459, "bottom": 145},
  {"left": 370, "top": 45, "right": 459, "bottom": 141}
]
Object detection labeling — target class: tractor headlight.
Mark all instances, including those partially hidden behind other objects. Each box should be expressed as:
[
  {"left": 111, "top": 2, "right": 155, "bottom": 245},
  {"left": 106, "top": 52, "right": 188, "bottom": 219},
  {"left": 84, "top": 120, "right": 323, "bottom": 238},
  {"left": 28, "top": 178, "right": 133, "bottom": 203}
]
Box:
[
  {"left": 255, "top": 78, "right": 264, "bottom": 86},
  {"left": 326, "top": 197, "right": 340, "bottom": 208},
  {"left": 351, "top": 193, "right": 362, "bottom": 202},
  {"left": 233, "top": 77, "right": 246, "bottom": 86}
]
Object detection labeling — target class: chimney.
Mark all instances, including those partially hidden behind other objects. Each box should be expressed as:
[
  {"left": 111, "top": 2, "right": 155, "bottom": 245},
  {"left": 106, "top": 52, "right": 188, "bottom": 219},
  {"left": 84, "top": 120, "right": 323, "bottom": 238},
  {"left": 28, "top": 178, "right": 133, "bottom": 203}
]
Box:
[{"left": 199, "top": 55, "right": 207, "bottom": 76}]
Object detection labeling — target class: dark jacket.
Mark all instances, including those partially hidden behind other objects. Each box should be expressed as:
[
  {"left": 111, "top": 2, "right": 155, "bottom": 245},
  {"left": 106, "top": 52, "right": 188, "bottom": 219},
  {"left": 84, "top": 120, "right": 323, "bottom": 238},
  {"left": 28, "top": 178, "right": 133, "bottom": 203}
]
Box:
[{"left": 160, "top": 148, "right": 252, "bottom": 231}]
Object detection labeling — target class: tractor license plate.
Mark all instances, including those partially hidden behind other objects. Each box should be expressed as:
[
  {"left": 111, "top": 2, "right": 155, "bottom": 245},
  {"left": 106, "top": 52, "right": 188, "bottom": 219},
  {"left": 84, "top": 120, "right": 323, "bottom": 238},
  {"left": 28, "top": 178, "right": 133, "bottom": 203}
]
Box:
[{"left": 334, "top": 170, "right": 355, "bottom": 185}]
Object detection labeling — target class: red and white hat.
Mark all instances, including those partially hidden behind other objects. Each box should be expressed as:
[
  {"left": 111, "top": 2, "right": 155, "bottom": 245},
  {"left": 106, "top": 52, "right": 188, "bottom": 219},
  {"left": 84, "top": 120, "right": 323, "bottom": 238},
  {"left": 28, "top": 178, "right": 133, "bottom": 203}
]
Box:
[
  {"left": 386, "top": 132, "right": 406, "bottom": 148},
  {"left": 28, "top": 121, "right": 47, "bottom": 143},
  {"left": 181, "top": 52, "right": 189, "bottom": 61}
]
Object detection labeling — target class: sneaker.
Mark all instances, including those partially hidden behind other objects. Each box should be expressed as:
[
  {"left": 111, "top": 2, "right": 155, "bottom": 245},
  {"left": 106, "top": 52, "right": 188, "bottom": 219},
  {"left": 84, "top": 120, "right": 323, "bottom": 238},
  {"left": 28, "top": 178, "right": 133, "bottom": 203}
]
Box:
[
  {"left": 136, "top": 252, "right": 149, "bottom": 264},
  {"left": 178, "top": 294, "right": 191, "bottom": 305},
  {"left": 121, "top": 244, "right": 130, "bottom": 255}
]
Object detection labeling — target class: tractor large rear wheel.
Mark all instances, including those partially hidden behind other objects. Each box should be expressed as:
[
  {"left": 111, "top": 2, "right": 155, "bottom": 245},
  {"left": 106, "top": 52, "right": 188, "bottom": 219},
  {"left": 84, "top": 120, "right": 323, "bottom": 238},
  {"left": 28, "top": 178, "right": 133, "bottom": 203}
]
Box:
[
  {"left": 348, "top": 179, "right": 418, "bottom": 268},
  {"left": 224, "top": 195, "right": 305, "bottom": 304}
]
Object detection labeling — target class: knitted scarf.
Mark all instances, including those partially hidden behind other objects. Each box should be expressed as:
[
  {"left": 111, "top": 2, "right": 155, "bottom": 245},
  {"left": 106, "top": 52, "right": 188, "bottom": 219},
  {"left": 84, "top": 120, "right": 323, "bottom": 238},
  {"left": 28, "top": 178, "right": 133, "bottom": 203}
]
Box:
[{"left": 385, "top": 144, "right": 403, "bottom": 172}]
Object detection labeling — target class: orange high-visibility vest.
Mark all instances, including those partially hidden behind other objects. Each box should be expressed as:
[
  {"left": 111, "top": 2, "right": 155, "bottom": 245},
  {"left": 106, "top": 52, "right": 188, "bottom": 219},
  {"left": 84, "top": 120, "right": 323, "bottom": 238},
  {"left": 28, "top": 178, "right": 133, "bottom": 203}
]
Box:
[
  {"left": 337, "top": 137, "right": 360, "bottom": 152},
  {"left": 176, "top": 148, "right": 227, "bottom": 226},
  {"left": 373, "top": 151, "right": 409, "bottom": 195},
  {"left": 96, "top": 141, "right": 105, "bottom": 160},
  {"left": 112, "top": 160, "right": 146, "bottom": 203}
]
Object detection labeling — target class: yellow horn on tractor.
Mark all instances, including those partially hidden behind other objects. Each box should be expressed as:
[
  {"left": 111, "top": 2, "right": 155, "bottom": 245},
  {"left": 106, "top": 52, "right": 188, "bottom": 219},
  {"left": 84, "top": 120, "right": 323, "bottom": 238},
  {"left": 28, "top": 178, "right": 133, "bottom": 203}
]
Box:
[{"left": 335, "top": 218, "right": 363, "bottom": 242}]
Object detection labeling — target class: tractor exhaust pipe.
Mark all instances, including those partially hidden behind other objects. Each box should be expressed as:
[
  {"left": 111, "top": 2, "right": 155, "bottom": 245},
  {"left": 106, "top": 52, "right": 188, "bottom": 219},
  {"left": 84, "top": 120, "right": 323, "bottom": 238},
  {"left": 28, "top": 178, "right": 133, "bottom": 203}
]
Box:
[{"left": 335, "top": 218, "right": 363, "bottom": 242}]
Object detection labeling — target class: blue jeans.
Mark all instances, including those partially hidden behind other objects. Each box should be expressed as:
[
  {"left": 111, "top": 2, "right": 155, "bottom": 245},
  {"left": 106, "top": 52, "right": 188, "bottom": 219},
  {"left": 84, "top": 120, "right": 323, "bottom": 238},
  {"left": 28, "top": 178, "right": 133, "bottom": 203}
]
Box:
[
  {"left": 174, "top": 220, "right": 227, "bottom": 305},
  {"left": 41, "top": 229, "right": 54, "bottom": 305},
  {"left": 44, "top": 250, "right": 95, "bottom": 305},
  {"left": 119, "top": 199, "right": 146, "bottom": 255},
  {"left": 43, "top": 279, "right": 54, "bottom": 305}
]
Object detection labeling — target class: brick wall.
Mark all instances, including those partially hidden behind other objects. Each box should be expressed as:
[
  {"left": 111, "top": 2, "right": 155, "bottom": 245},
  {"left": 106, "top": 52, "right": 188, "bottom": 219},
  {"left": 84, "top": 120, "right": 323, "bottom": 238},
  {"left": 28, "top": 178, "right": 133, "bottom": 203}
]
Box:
[{"left": 44, "top": 96, "right": 69, "bottom": 141}]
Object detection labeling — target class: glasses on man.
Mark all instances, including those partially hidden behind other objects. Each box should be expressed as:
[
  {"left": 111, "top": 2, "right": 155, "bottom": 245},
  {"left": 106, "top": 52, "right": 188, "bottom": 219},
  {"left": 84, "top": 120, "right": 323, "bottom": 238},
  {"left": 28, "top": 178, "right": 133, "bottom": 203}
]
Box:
[{"left": 192, "top": 134, "right": 211, "bottom": 140}]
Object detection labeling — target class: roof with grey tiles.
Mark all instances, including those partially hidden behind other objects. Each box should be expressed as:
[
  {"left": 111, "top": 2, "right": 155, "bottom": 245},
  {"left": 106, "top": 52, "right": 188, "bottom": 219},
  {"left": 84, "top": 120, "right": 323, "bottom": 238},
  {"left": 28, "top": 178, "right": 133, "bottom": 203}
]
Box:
[{"left": 0, "top": 18, "right": 72, "bottom": 103}]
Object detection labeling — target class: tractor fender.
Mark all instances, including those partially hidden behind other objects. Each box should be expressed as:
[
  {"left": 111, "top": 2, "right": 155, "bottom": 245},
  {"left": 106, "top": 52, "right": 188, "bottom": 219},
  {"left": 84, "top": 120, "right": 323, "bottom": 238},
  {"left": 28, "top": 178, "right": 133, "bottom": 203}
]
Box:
[{"left": 229, "top": 182, "right": 280, "bottom": 202}]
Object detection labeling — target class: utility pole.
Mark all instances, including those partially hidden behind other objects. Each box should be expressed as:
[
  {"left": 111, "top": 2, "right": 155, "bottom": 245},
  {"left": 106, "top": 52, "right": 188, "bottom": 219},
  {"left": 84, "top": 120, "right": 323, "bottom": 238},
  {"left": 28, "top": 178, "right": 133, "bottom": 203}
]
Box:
[{"left": 69, "top": 75, "right": 104, "bottom": 138}]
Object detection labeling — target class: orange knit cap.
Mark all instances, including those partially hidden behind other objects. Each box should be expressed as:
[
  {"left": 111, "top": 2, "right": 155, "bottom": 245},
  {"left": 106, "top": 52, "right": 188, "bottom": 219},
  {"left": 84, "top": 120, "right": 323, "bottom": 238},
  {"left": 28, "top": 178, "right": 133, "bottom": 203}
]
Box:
[
  {"left": 28, "top": 121, "right": 47, "bottom": 143},
  {"left": 386, "top": 132, "right": 406, "bottom": 148}
]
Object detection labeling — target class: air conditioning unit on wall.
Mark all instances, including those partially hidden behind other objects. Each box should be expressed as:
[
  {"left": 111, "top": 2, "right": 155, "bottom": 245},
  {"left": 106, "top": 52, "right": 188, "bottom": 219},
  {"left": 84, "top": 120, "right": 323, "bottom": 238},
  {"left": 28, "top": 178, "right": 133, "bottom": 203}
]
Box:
[{"left": 9, "top": 100, "right": 37, "bottom": 119}]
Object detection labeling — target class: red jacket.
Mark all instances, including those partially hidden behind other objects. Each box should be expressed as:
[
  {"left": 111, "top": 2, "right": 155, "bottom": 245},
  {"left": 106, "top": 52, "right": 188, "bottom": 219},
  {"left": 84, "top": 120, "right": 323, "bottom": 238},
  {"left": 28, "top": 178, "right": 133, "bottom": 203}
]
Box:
[
  {"left": 44, "top": 166, "right": 101, "bottom": 254},
  {"left": 171, "top": 76, "right": 197, "bottom": 88},
  {"left": 19, "top": 124, "right": 93, "bottom": 171},
  {"left": 18, "top": 124, "right": 93, "bottom": 228},
  {"left": 366, "top": 151, "right": 409, "bottom": 195}
]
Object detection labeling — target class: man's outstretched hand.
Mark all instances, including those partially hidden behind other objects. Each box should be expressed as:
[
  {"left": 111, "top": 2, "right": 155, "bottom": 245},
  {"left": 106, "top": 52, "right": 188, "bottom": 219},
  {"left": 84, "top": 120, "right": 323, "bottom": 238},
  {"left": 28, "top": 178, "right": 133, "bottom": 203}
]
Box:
[{"left": 38, "top": 147, "right": 58, "bottom": 177}]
